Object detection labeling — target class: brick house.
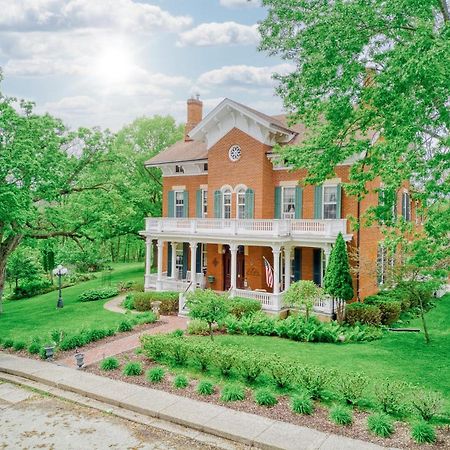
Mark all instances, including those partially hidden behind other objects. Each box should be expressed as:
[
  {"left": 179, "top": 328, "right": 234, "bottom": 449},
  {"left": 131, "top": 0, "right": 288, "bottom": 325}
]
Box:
[{"left": 140, "top": 97, "right": 414, "bottom": 315}]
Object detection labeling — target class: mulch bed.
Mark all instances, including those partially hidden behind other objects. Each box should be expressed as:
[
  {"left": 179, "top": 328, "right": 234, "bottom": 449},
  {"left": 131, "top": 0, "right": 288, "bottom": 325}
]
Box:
[{"left": 86, "top": 350, "right": 450, "bottom": 450}]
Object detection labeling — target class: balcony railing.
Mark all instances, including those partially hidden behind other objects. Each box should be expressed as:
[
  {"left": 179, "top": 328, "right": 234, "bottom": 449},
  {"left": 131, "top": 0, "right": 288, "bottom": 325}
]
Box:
[{"left": 144, "top": 217, "right": 347, "bottom": 239}]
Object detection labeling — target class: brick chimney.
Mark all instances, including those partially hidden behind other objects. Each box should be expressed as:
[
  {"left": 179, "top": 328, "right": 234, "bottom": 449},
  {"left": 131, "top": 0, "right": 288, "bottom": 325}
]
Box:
[{"left": 185, "top": 94, "right": 203, "bottom": 141}]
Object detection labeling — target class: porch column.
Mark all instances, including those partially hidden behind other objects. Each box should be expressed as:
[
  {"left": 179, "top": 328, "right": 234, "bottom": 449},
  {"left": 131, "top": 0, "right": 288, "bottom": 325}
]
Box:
[
  {"left": 144, "top": 236, "right": 152, "bottom": 290},
  {"left": 189, "top": 241, "right": 198, "bottom": 291},
  {"left": 171, "top": 241, "right": 177, "bottom": 279},
  {"left": 284, "top": 245, "right": 292, "bottom": 291},
  {"left": 156, "top": 239, "right": 163, "bottom": 291},
  {"left": 323, "top": 244, "right": 332, "bottom": 270},
  {"left": 230, "top": 243, "right": 238, "bottom": 295},
  {"left": 272, "top": 245, "right": 281, "bottom": 295}
]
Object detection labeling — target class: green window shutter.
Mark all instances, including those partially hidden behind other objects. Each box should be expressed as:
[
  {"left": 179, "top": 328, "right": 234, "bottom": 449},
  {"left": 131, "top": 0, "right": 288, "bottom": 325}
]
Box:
[
  {"left": 314, "top": 186, "right": 323, "bottom": 219},
  {"left": 167, "top": 244, "right": 172, "bottom": 277},
  {"left": 183, "top": 191, "right": 189, "bottom": 217},
  {"left": 182, "top": 242, "right": 189, "bottom": 279},
  {"left": 294, "top": 186, "right": 303, "bottom": 219},
  {"left": 274, "top": 187, "right": 282, "bottom": 219},
  {"left": 214, "top": 190, "right": 222, "bottom": 218},
  {"left": 168, "top": 191, "right": 174, "bottom": 218},
  {"left": 293, "top": 248, "right": 302, "bottom": 281},
  {"left": 196, "top": 243, "right": 202, "bottom": 273},
  {"left": 196, "top": 189, "right": 202, "bottom": 218},
  {"left": 336, "top": 184, "right": 342, "bottom": 219},
  {"left": 245, "top": 188, "right": 254, "bottom": 219}
]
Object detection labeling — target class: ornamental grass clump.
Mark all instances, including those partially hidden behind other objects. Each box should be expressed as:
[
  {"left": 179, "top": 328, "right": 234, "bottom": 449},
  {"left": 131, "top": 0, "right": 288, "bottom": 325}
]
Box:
[
  {"left": 220, "top": 384, "right": 245, "bottom": 402},
  {"left": 12, "top": 340, "right": 26, "bottom": 351},
  {"left": 196, "top": 380, "right": 214, "bottom": 396},
  {"left": 291, "top": 392, "right": 314, "bottom": 415},
  {"left": 411, "top": 422, "right": 436, "bottom": 444},
  {"left": 146, "top": 367, "right": 165, "bottom": 383},
  {"left": 123, "top": 361, "right": 143, "bottom": 376},
  {"left": 118, "top": 320, "right": 133, "bottom": 332},
  {"left": 100, "top": 357, "right": 119, "bottom": 371},
  {"left": 329, "top": 405, "right": 353, "bottom": 426},
  {"left": 2, "top": 338, "right": 14, "bottom": 349},
  {"left": 254, "top": 389, "right": 278, "bottom": 407},
  {"left": 367, "top": 413, "right": 394, "bottom": 438},
  {"left": 28, "top": 340, "right": 41, "bottom": 355},
  {"left": 173, "top": 374, "right": 189, "bottom": 389}
]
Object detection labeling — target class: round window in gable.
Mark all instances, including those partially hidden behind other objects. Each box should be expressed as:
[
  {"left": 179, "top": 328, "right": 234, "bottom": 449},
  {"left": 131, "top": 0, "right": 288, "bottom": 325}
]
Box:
[{"left": 228, "top": 145, "right": 241, "bottom": 162}]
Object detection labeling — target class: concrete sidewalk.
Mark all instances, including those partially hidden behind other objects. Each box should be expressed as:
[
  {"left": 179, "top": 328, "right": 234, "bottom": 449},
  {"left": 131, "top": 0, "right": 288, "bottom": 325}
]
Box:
[{"left": 0, "top": 353, "right": 394, "bottom": 450}]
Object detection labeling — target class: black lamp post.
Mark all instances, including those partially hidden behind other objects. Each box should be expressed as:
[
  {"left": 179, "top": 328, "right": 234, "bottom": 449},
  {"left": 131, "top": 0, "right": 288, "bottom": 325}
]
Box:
[{"left": 53, "top": 264, "right": 68, "bottom": 308}]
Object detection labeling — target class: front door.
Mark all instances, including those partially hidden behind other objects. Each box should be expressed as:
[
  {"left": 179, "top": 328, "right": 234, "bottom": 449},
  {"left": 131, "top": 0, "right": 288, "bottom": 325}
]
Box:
[{"left": 223, "top": 245, "right": 245, "bottom": 291}]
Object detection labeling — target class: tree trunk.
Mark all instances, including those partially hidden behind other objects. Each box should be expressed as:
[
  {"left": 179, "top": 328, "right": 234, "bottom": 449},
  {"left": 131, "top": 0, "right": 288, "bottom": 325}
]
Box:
[
  {"left": 208, "top": 322, "right": 214, "bottom": 341},
  {"left": 418, "top": 295, "right": 430, "bottom": 344},
  {"left": 0, "top": 234, "right": 22, "bottom": 314}
]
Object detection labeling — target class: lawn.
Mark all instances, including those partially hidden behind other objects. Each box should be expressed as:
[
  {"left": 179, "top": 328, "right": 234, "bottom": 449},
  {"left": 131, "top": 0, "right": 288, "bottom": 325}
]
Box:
[
  {"left": 211, "top": 294, "right": 450, "bottom": 408},
  {"left": 0, "top": 262, "right": 144, "bottom": 341}
]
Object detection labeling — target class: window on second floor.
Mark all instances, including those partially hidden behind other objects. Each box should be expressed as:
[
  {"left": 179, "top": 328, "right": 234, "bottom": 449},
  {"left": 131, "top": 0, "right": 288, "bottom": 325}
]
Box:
[
  {"left": 401, "top": 191, "right": 411, "bottom": 221},
  {"left": 237, "top": 188, "right": 246, "bottom": 219},
  {"left": 323, "top": 185, "right": 338, "bottom": 219},
  {"left": 223, "top": 189, "right": 232, "bottom": 219},
  {"left": 377, "top": 243, "right": 395, "bottom": 286},
  {"left": 202, "top": 189, "right": 208, "bottom": 218},
  {"left": 175, "top": 191, "right": 184, "bottom": 218},
  {"left": 282, "top": 187, "right": 296, "bottom": 219}
]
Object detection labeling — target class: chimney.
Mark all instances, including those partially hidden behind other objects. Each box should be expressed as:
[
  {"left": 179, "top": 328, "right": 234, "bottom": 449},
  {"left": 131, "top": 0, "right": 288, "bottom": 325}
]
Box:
[{"left": 185, "top": 94, "right": 203, "bottom": 141}]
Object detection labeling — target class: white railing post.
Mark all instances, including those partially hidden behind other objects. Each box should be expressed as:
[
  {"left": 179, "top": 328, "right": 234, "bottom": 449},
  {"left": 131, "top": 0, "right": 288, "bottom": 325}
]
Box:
[
  {"left": 284, "top": 246, "right": 292, "bottom": 291},
  {"left": 189, "top": 241, "right": 198, "bottom": 291},
  {"left": 230, "top": 243, "right": 238, "bottom": 291},
  {"left": 272, "top": 245, "right": 281, "bottom": 295},
  {"left": 144, "top": 236, "right": 152, "bottom": 290},
  {"left": 191, "top": 219, "right": 197, "bottom": 233},
  {"left": 232, "top": 219, "right": 238, "bottom": 235},
  {"left": 171, "top": 242, "right": 177, "bottom": 279},
  {"left": 273, "top": 220, "right": 280, "bottom": 237},
  {"left": 156, "top": 239, "right": 163, "bottom": 291}
]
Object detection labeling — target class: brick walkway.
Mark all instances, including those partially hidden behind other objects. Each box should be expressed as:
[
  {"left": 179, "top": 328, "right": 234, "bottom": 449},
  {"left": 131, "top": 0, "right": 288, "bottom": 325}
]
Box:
[{"left": 59, "top": 315, "right": 187, "bottom": 368}]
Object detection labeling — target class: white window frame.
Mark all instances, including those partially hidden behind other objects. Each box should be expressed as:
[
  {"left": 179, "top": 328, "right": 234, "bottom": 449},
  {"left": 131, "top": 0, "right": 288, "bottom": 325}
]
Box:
[
  {"left": 223, "top": 189, "right": 232, "bottom": 219},
  {"left": 201, "top": 189, "right": 208, "bottom": 218},
  {"left": 377, "top": 243, "right": 395, "bottom": 286},
  {"left": 402, "top": 191, "right": 411, "bottom": 221},
  {"left": 175, "top": 244, "right": 183, "bottom": 279},
  {"left": 323, "top": 185, "right": 338, "bottom": 220},
  {"left": 201, "top": 243, "right": 207, "bottom": 271},
  {"left": 236, "top": 188, "right": 246, "bottom": 219},
  {"left": 282, "top": 186, "right": 296, "bottom": 219},
  {"left": 174, "top": 190, "right": 184, "bottom": 218}
]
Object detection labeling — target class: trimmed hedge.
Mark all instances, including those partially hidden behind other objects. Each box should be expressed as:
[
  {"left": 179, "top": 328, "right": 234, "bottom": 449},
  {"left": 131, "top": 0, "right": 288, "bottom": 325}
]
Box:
[
  {"left": 364, "top": 295, "right": 402, "bottom": 325},
  {"left": 345, "top": 303, "right": 382, "bottom": 326},
  {"left": 227, "top": 297, "right": 261, "bottom": 318},
  {"left": 78, "top": 287, "right": 119, "bottom": 302},
  {"left": 132, "top": 291, "right": 179, "bottom": 314}
]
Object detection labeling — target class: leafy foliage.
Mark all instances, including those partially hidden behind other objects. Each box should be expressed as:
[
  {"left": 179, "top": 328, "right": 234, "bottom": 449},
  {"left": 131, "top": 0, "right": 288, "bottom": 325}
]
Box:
[
  {"left": 220, "top": 384, "right": 245, "bottom": 402},
  {"left": 117, "top": 320, "right": 133, "bottom": 332},
  {"left": 227, "top": 297, "right": 262, "bottom": 318},
  {"left": 146, "top": 367, "right": 165, "bottom": 383},
  {"left": 410, "top": 390, "right": 443, "bottom": 421},
  {"left": 78, "top": 287, "right": 118, "bottom": 302},
  {"left": 254, "top": 389, "right": 278, "bottom": 407},
  {"left": 329, "top": 405, "right": 353, "bottom": 426},
  {"left": 123, "top": 361, "right": 143, "bottom": 376},
  {"left": 367, "top": 413, "right": 394, "bottom": 438},
  {"left": 12, "top": 340, "right": 26, "bottom": 351},
  {"left": 335, "top": 372, "right": 369, "bottom": 406},
  {"left": 345, "top": 303, "right": 382, "bottom": 326},
  {"left": 131, "top": 291, "right": 179, "bottom": 314},
  {"left": 374, "top": 379, "right": 408, "bottom": 416},
  {"left": 411, "top": 422, "right": 436, "bottom": 444},
  {"left": 291, "top": 392, "right": 314, "bottom": 415},
  {"left": 100, "top": 357, "right": 119, "bottom": 371},
  {"left": 197, "top": 380, "right": 214, "bottom": 396},
  {"left": 173, "top": 374, "right": 189, "bottom": 389},
  {"left": 187, "top": 319, "right": 210, "bottom": 336},
  {"left": 284, "top": 280, "right": 322, "bottom": 320}
]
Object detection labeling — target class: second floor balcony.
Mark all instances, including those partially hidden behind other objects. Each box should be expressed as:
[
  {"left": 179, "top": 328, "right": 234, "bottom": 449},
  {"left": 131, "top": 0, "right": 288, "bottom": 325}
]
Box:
[{"left": 143, "top": 217, "right": 350, "bottom": 244}]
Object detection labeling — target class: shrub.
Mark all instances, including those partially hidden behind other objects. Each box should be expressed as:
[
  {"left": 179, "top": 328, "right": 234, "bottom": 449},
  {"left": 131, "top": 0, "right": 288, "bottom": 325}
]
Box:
[
  {"left": 141, "top": 335, "right": 166, "bottom": 360},
  {"left": 410, "top": 390, "right": 443, "bottom": 421},
  {"left": 134, "top": 312, "right": 157, "bottom": 325},
  {"left": 291, "top": 392, "right": 314, "bottom": 415},
  {"left": 254, "top": 389, "right": 277, "bottom": 407},
  {"left": 189, "top": 342, "right": 212, "bottom": 371},
  {"left": 345, "top": 303, "right": 382, "bottom": 326},
  {"left": 122, "top": 294, "right": 134, "bottom": 310},
  {"left": 132, "top": 291, "right": 179, "bottom": 314},
  {"left": 297, "top": 366, "right": 330, "bottom": 399},
  {"left": 78, "top": 287, "right": 119, "bottom": 302},
  {"left": 12, "top": 340, "right": 26, "bottom": 351},
  {"left": 220, "top": 384, "right": 245, "bottom": 402},
  {"left": 39, "top": 347, "right": 47, "bottom": 360},
  {"left": 213, "top": 347, "right": 236, "bottom": 377},
  {"left": 267, "top": 357, "right": 294, "bottom": 388},
  {"left": 173, "top": 374, "right": 189, "bottom": 389},
  {"left": 3, "top": 338, "right": 14, "bottom": 349},
  {"left": 284, "top": 280, "right": 323, "bottom": 320},
  {"left": 28, "top": 341, "right": 41, "bottom": 355},
  {"left": 12, "top": 277, "right": 53, "bottom": 299},
  {"left": 374, "top": 380, "right": 408, "bottom": 415},
  {"left": 228, "top": 297, "right": 261, "bottom": 318},
  {"left": 197, "top": 380, "right": 214, "bottom": 396},
  {"left": 236, "top": 351, "right": 263, "bottom": 383},
  {"left": 123, "top": 361, "right": 143, "bottom": 376},
  {"left": 187, "top": 319, "right": 210, "bottom": 336},
  {"left": 367, "top": 413, "right": 394, "bottom": 438},
  {"left": 170, "top": 329, "right": 184, "bottom": 338},
  {"left": 100, "top": 357, "right": 119, "bottom": 371},
  {"left": 239, "top": 311, "right": 275, "bottom": 336},
  {"left": 118, "top": 320, "right": 133, "bottom": 332},
  {"left": 364, "top": 295, "right": 402, "bottom": 325},
  {"left": 167, "top": 338, "right": 189, "bottom": 366},
  {"left": 146, "top": 366, "right": 165, "bottom": 383},
  {"left": 335, "top": 372, "right": 369, "bottom": 406},
  {"left": 59, "top": 333, "right": 88, "bottom": 351},
  {"left": 329, "top": 405, "right": 353, "bottom": 426},
  {"left": 411, "top": 422, "right": 436, "bottom": 444}
]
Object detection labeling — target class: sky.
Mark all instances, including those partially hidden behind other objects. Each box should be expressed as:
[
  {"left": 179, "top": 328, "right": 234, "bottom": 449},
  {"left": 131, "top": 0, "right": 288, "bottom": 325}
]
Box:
[{"left": 0, "top": 0, "right": 290, "bottom": 131}]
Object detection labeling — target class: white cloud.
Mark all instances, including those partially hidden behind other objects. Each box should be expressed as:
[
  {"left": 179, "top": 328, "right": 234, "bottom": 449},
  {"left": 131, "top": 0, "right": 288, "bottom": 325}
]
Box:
[
  {"left": 220, "top": 0, "right": 259, "bottom": 8},
  {"left": 44, "top": 95, "right": 96, "bottom": 113},
  {"left": 0, "top": 0, "right": 192, "bottom": 32},
  {"left": 197, "top": 63, "right": 294, "bottom": 88},
  {"left": 177, "top": 22, "right": 258, "bottom": 47}
]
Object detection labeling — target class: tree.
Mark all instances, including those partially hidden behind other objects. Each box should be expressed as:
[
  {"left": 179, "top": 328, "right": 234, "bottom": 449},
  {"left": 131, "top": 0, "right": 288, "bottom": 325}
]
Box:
[
  {"left": 259, "top": 0, "right": 450, "bottom": 279},
  {"left": 6, "top": 247, "right": 40, "bottom": 290},
  {"left": 284, "top": 280, "right": 322, "bottom": 320},
  {"left": 323, "top": 233, "right": 354, "bottom": 308},
  {"left": 186, "top": 289, "right": 229, "bottom": 340}
]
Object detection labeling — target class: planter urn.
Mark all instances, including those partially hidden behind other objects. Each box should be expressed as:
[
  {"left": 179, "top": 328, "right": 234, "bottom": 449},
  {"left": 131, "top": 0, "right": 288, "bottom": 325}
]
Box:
[
  {"left": 74, "top": 352, "right": 85, "bottom": 369},
  {"left": 44, "top": 345, "right": 55, "bottom": 361},
  {"left": 151, "top": 301, "right": 162, "bottom": 319}
]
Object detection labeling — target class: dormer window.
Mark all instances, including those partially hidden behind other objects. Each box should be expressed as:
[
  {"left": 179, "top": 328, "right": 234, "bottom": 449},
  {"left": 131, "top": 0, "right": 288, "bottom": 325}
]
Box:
[{"left": 175, "top": 165, "right": 184, "bottom": 173}]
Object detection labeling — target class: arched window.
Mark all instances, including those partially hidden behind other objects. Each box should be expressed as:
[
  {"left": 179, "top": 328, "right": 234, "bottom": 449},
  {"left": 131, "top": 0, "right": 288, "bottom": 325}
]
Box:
[
  {"left": 223, "top": 189, "right": 232, "bottom": 219},
  {"left": 236, "top": 188, "right": 246, "bottom": 218}
]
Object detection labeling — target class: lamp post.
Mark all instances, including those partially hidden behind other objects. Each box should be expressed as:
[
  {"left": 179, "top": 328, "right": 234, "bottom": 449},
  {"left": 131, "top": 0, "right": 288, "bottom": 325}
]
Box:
[{"left": 53, "top": 264, "right": 68, "bottom": 309}]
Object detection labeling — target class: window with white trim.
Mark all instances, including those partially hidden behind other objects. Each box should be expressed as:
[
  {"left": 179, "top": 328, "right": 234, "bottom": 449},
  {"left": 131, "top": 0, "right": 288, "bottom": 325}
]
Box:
[
  {"left": 323, "top": 185, "right": 337, "bottom": 219},
  {"left": 282, "top": 187, "right": 296, "bottom": 219},
  {"left": 201, "top": 244, "right": 207, "bottom": 271},
  {"left": 377, "top": 244, "right": 394, "bottom": 286},
  {"left": 237, "top": 188, "right": 246, "bottom": 219},
  {"left": 223, "top": 189, "right": 232, "bottom": 219},
  {"left": 175, "top": 191, "right": 184, "bottom": 218},
  {"left": 202, "top": 189, "right": 208, "bottom": 218},
  {"left": 402, "top": 191, "right": 411, "bottom": 221},
  {"left": 175, "top": 244, "right": 183, "bottom": 279}
]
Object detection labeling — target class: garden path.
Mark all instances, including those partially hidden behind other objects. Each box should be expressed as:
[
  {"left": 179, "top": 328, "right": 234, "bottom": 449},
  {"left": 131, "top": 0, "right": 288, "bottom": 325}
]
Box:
[
  {"left": 103, "top": 294, "right": 134, "bottom": 314},
  {"left": 59, "top": 315, "right": 188, "bottom": 368}
]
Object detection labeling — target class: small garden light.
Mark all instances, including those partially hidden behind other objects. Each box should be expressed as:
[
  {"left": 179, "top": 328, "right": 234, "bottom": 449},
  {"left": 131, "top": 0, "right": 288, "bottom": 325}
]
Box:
[{"left": 53, "top": 264, "right": 68, "bottom": 309}]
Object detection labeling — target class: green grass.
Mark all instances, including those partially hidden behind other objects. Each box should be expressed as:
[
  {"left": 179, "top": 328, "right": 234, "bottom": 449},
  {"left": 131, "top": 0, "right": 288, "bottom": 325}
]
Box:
[
  {"left": 0, "top": 263, "right": 144, "bottom": 342},
  {"left": 211, "top": 295, "right": 450, "bottom": 408}
]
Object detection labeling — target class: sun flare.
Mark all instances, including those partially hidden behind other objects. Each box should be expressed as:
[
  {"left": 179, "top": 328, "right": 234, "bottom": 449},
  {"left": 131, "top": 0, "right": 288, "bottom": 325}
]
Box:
[{"left": 93, "top": 44, "right": 134, "bottom": 85}]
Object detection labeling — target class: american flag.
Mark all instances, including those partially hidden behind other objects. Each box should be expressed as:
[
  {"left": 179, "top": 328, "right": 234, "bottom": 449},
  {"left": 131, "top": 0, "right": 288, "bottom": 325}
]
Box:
[{"left": 263, "top": 256, "right": 273, "bottom": 288}]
